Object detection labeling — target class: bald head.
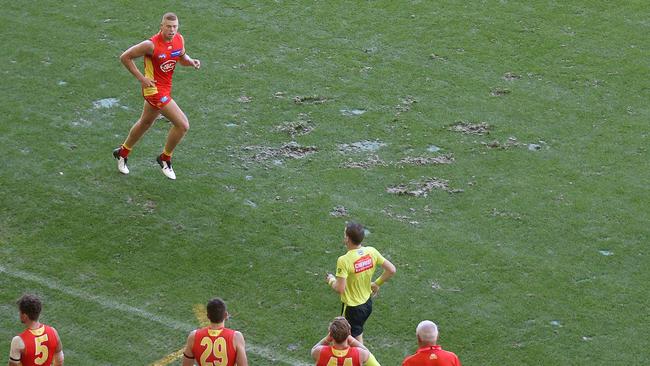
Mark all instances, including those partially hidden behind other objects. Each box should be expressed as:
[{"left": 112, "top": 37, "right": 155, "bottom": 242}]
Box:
[{"left": 416, "top": 320, "right": 439, "bottom": 346}]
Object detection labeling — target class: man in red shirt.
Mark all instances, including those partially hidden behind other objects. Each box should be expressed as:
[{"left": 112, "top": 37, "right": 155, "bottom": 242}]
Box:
[
  {"left": 181, "top": 298, "right": 248, "bottom": 366},
  {"left": 8, "top": 294, "right": 64, "bottom": 366},
  {"left": 311, "top": 317, "right": 370, "bottom": 366},
  {"left": 113, "top": 12, "right": 201, "bottom": 180},
  {"left": 402, "top": 321, "right": 461, "bottom": 366}
]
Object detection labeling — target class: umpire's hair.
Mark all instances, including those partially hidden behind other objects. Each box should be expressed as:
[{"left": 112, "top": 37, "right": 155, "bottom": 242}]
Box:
[
  {"left": 345, "top": 222, "right": 365, "bottom": 245},
  {"left": 329, "top": 317, "right": 352, "bottom": 343},
  {"left": 206, "top": 298, "right": 227, "bottom": 323},
  {"left": 17, "top": 294, "right": 42, "bottom": 321}
]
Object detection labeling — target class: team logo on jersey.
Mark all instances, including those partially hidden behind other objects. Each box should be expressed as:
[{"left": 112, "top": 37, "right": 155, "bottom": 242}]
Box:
[
  {"left": 170, "top": 49, "right": 182, "bottom": 57},
  {"left": 160, "top": 60, "right": 177, "bottom": 73},
  {"left": 158, "top": 53, "right": 167, "bottom": 59},
  {"left": 353, "top": 255, "right": 374, "bottom": 273}
]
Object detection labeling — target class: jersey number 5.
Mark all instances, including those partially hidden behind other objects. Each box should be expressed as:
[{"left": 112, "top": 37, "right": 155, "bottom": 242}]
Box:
[
  {"left": 34, "top": 334, "right": 49, "bottom": 365},
  {"left": 199, "top": 336, "right": 228, "bottom": 366}
]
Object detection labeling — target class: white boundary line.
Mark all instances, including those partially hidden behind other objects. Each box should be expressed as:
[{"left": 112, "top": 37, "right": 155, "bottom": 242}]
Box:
[{"left": 0, "top": 265, "right": 311, "bottom": 366}]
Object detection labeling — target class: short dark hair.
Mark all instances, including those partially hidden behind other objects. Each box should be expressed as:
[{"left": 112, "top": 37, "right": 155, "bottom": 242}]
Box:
[
  {"left": 206, "top": 298, "right": 227, "bottom": 323},
  {"left": 329, "top": 317, "right": 351, "bottom": 343},
  {"left": 345, "top": 222, "right": 365, "bottom": 245},
  {"left": 162, "top": 12, "right": 178, "bottom": 22},
  {"left": 17, "top": 294, "right": 42, "bottom": 321}
]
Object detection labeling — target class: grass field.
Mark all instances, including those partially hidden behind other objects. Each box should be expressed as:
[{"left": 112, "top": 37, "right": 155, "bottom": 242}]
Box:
[{"left": 1, "top": 1, "right": 649, "bottom": 365}]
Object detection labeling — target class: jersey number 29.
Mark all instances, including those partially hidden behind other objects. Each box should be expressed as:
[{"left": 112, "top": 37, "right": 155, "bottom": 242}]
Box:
[{"left": 199, "top": 336, "right": 228, "bottom": 366}]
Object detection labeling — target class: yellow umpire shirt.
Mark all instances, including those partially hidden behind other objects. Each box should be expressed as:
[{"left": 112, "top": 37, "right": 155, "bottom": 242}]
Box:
[{"left": 336, "top": 246, "right": 386, "bottom": 306}]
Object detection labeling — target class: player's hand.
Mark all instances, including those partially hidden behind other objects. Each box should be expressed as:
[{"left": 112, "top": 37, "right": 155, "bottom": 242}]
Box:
[
  {"left": 192, "top": 58, "right": 201, "bottom": 70},
  {"left": 325, "top": 273, "right": 335, "bottom": 284},
  {"left": 371, "top": 282, "right": 380, "bottom": 297},
  {"left": 140, "top": 77, "right": 156, "bottom": 88}
]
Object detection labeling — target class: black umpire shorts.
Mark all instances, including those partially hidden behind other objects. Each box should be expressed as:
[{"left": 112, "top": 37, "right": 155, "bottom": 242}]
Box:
[{"left": 341, "top": 297, "right": 373, "bottom": 337}]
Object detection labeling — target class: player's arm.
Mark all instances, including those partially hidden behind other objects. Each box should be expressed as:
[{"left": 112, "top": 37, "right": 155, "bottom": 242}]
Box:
[
  {"left": 233, "top": 331, "right": 248, "bottom": 366},
  {"left": 177, "top": 36, "right": 200, "bottom": 69},
  {"left": 179, "top": 52, "right": 201, "bottom": 69},
  {"left": 181, "top": 330, "right": 196, "bottom": 366},
  {"left": 371, "top": 259, "right": 396, "bottom": 296},
  {"left": 52, "top": 328, "right": 64, "bottom": 365},
  {"left": 346, "top": 337, "right": 376, "bottom": 365},
  {"left": 310, "top": 334, "right": 332, "bottom": 361},
  {"left": 346, "top": 335, "right": 367, "bottom": 351},
  {"left": 8, "top": 336, "right": 23, "bottom": 366},
  {"left": 119, "top": 40, "right": 156, "bottom": 88}
]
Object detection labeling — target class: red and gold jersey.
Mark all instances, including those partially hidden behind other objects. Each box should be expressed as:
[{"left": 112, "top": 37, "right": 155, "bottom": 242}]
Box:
[
  {"left": 402, "top": 345, "right": 462, "bottom": 366},
  {"left": 316, "top": 346, "right": 361, "bottom": 366},
  {"left": 18, "top": 325, "right": 59, "bottom": 366},
  {"left": 192, "top": 327, "right": 237, "bottom": 366},
  {"left": 143, "top": 32, "right": 185, "bottom": 97}
]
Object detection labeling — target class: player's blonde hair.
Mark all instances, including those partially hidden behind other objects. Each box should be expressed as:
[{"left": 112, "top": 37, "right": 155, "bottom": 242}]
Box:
[{"left": 161, "top": 12, "right": 178, "bottom": 22}]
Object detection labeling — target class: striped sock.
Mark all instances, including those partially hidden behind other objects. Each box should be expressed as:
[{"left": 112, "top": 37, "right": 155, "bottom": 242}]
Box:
[
  {"left": 160, "top": 151, "right": 172, "bottom": 161},
  {"left": 119, "top": 144, "right": 131, "bottom": 158}
]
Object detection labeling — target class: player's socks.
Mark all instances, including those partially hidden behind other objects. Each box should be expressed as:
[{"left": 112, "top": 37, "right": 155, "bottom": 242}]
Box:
[
  {"left": 160, "top": 151, "right": 172, "bottom": 161},
  {"left": 119, "top": 144, "right": 132, "bottom": 158}
]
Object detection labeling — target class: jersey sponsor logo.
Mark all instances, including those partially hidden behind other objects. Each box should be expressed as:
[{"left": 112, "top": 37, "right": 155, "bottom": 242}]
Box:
[
  {"left": 353, "top": 255, "right": 374, "bottom": 273},
  {"left": 170, "top": 49, "right": 183, "bottom": 57},
  {"left": 160, "top": 60, "right": 177, "bottom": 73}
]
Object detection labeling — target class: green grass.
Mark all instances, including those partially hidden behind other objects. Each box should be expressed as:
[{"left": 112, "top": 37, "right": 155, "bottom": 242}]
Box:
[{"left": 1, "top": 1, "right": 649, "bottom": 365}]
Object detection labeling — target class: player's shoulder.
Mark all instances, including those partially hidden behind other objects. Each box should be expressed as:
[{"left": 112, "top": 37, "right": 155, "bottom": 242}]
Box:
[
  {"left": 188, "top": 328, "right": 199, "bottom": 337},
  {"left": 442, "top": 348, "right": 460, "bottom": 358},
  {"left": 401, "top": 352, "right": 417, "bottom": 365},
  {"left": 233, "top": 329, "right": 245, "bottom": 340},
  {"left": 174, "top": 33, "right": 185, "bottom": 44},
  {"left": 47, "top": 324, "right": 61, "bottom": 335}
]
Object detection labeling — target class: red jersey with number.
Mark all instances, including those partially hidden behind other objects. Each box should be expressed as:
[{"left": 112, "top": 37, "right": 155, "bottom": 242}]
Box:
[
  {"left": 18, "top": 325, "right": 59, "bottom": 366},
  {"left": 317, "top": 346, "right": 361, "bottom": 366},
  {"left": 192, "top": 327, "right": 237, "bottom": 366},
  {"left": 402, "top": 345, "right": 461, "bottom": 366},
  {"left": 142, "top": 32, "right": 185, "bottom": 97}
]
